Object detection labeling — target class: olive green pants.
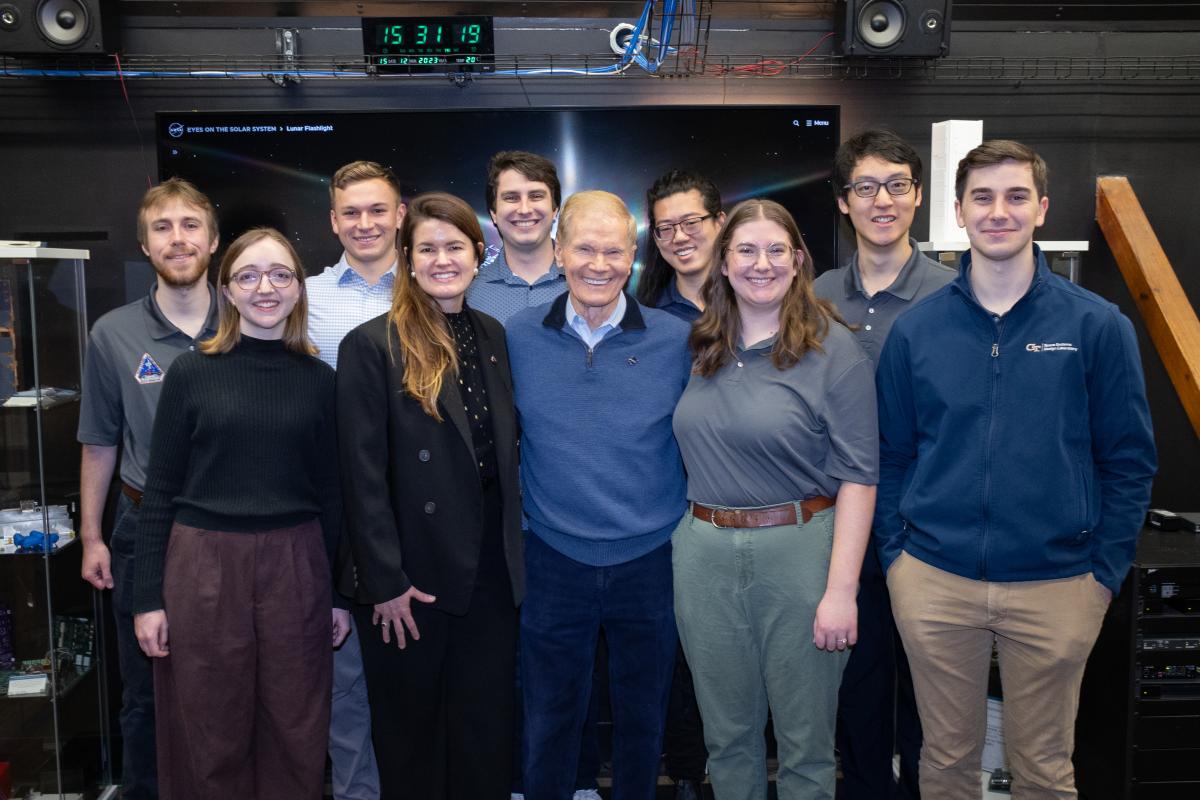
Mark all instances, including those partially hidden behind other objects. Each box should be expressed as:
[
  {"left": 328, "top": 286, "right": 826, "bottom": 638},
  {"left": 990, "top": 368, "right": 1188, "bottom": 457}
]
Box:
[{"left": 673, "top": 506, "right": 848, "bottom": 800}]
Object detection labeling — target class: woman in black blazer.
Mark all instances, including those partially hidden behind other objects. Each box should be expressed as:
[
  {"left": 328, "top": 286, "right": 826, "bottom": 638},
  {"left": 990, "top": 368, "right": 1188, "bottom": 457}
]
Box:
[{"left": 335, "top": 192, "right": 525, "bottom": 800}]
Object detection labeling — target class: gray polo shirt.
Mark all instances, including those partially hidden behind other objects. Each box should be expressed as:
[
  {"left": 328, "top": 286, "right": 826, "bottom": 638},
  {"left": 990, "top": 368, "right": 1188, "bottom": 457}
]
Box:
[
  {"left": 77, "top": 283, "right": 219, "bottom": 491},
  {"left": 465, "top": 246, "right": 567, "bottom": 325},
  {"left": 813, "top": 238, "right": 955, "bottom": 366},
  {"left": 672, "top": 322, "right": 878, "bottom": 508}
]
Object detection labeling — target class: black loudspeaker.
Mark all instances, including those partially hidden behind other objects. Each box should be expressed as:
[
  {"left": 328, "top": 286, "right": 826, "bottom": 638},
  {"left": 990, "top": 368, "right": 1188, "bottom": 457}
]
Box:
[
  {"left": 0, "top": 0, "right": 118, "bottom": 55},
  {"left": 835, "top": 0, "right": 951, "bottom": 58}
]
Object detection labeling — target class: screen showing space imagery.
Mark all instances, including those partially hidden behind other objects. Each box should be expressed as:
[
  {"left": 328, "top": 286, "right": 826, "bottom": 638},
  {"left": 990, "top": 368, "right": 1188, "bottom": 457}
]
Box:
[{"left": 156, "top": 107, "right": 841, "bottom": 280}]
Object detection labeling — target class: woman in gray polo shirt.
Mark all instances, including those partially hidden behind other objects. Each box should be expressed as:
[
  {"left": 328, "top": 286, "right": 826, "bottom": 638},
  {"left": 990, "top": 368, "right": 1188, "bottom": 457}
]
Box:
[{"left": 672, "top": 198, "right": 879, "bottom": 800}]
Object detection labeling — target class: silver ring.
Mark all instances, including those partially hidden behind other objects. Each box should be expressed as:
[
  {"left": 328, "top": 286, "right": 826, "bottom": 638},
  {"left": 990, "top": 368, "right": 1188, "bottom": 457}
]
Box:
[{"left": 837, "top": 638, "right": 847, "bottom": 644}]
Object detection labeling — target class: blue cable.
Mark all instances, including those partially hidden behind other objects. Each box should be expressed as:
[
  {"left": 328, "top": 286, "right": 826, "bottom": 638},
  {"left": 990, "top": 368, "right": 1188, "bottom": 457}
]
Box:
[{"left": 0, "top": 0, "right": 689, "bottom": 80}]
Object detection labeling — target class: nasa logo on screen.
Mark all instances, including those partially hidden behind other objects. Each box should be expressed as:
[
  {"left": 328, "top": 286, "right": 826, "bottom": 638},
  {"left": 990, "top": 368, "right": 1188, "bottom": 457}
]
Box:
[{"left": 168, "top": 122, "right": 185, "bottom": 138}]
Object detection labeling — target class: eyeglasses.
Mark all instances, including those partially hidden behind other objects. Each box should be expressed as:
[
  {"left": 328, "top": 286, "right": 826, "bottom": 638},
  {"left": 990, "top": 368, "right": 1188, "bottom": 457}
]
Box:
[
  {"left": 844, "top": 178, "right": 918, "bottom": 199},
  {"left": 726, "top": 243, "right": 794, "bottom": 268},
  {"left": 230, "top": 268, "right": 296, "bottom": 291},
  {"left": 652, "top": 214, "right": 715, "bottom": 242}
]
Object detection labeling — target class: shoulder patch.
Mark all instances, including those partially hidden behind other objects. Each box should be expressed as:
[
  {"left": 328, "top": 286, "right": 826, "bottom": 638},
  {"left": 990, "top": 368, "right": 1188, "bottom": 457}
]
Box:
[{"left": 134, "top": 353, "right": 165, "bottom": 384}]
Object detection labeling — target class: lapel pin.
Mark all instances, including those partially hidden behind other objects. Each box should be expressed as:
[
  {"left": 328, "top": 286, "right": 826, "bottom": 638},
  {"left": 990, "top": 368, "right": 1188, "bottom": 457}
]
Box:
[
  {"left": 490, "top": 355, "right": 498, "bottom": 363},
  {"left": 627, "top": 356, "right": 638, "bottom": 366}
]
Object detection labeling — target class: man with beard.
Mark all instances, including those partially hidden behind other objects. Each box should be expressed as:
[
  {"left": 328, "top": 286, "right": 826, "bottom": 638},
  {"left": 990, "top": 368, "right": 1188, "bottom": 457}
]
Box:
[{"left": 78, "top": 178, "right": 220, "bottom": 799}]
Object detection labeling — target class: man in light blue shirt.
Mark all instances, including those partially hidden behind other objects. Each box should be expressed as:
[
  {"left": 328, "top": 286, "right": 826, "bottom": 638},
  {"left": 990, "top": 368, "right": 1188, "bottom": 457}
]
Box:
[
  {"left": 307, "top": 159, "right": 406, "bottom": 800},
  {"left": 308, "top": 160, "right": 406, "bottom": 369},
  {"left": 467, "top": 151, "right": 567, "bottom": 324},
  {"left": 565, "top": 291, "right": 625, "bottom": 348}
]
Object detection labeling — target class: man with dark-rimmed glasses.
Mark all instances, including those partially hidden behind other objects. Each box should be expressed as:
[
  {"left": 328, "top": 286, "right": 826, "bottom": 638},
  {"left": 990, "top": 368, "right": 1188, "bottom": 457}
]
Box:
[{"left": 815, "top": 129, "right": 954, "bottom": 800}]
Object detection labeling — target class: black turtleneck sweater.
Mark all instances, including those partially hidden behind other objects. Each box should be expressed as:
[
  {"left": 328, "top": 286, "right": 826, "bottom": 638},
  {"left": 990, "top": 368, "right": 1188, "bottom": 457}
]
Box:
[{"left": 132, "top": 335, "right": 340, "bottom": 614}]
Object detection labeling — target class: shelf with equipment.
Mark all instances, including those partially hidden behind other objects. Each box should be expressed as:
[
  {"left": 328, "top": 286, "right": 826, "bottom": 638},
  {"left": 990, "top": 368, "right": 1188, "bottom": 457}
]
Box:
[
  {"left": 0, "top": 244, "right": 113, "bottom": 799},
  {"left": 1075, "top": 527, "right": 1200, "bottom": 799}
]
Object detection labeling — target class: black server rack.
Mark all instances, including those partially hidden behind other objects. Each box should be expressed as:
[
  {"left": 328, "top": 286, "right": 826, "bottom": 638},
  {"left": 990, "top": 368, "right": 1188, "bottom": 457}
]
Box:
[{"left": 1075, "top": 528, "right": 1200, "bottom": 799}]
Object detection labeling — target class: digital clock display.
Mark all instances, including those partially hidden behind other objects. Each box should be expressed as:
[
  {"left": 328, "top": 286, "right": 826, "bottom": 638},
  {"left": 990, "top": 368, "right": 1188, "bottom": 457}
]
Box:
[{"left": 362, "top": 16, "right": 495, "bottom": 73}]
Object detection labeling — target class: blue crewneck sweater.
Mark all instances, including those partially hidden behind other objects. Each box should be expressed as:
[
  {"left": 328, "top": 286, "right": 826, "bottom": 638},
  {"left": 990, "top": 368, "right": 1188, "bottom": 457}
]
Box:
[{"left": 506, "top": 292, "right": 691, "bottom": 566}]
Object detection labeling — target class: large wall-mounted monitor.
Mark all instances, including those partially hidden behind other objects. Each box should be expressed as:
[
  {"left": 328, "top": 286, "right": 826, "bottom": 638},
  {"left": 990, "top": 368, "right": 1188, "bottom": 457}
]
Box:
[{"left": 156, "top": 107, "right": 841, "bottom": 279}]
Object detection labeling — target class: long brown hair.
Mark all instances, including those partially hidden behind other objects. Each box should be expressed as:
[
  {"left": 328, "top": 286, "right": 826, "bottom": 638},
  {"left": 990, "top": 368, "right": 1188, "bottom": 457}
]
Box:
[
  {"left": 390, "top": 192, "right": 485, "bottom": 420},
  {"left": 200, "top": 227, "right": 316, "bottom": 356},
  {"left": 690, "top": 198, "right": 843, "bottom": 377}
]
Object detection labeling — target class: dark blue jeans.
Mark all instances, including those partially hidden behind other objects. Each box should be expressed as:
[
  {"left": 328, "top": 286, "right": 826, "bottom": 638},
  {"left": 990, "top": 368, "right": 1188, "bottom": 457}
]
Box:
[
  {"left": 109, "top": 493, "right": 158, "bottom": 799},
  {"left": 836, "top": 545, "right": 923, "bottom": 800},
  {"left": 521, "top": 534, "right": 676, "bottom": 800}
]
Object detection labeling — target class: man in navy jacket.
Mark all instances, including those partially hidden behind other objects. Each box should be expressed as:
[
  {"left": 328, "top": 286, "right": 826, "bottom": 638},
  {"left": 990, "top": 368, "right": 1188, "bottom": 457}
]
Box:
[{"left": 875, "top": 139, "right": 1156, "bottom": 799}]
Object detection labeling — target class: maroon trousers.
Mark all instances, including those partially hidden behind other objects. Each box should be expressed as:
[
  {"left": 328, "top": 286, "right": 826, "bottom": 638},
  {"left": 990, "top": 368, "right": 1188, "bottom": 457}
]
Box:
[{"left": 154, "top": 520, "right": 332, "bottom": 800}]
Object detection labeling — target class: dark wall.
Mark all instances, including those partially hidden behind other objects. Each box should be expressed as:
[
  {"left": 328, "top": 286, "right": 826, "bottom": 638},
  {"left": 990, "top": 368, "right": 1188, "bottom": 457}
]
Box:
[{"left": 1, "top": 22, "right": 1196, "bottom": 506}]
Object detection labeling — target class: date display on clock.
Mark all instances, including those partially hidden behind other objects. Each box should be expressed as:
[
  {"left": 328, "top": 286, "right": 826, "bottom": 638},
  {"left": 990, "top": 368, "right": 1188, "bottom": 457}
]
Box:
[{"left": 362, "top": 16, "right": 496, "bottom": 73}]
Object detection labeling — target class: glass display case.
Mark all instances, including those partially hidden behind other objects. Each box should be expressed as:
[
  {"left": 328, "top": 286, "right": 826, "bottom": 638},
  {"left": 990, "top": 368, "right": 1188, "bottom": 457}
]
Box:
[{"left": 0, "top": 244, "right": 113, "bottom": 799}]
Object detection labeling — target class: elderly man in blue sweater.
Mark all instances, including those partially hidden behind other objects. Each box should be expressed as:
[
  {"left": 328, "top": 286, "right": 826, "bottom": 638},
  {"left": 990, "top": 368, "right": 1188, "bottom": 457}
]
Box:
[{"left": 506, "top": 190, "right": 692, "bottom": 800}]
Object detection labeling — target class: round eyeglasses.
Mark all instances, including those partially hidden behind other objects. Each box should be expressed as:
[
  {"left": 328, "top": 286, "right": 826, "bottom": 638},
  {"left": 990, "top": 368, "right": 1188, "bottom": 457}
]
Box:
[
  {"left": 652, "top": 214, "right": 715, "bottom": 242},
  {"left": 231, "top": 268, "right": 296, "bottom": 291},
  {"left": 844, "top": 178, "right": 918, "bottom": 199},
  {"left": 726, "top": 243, "right": 794, "bottom": 269}
]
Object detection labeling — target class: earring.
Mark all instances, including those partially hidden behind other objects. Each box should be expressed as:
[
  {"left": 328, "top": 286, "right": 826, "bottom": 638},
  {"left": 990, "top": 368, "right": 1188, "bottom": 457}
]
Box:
[
  {"left": 410, "top": 270, "right": 416, "bottom": 279},
  {"left": 473, "top": 266, "right": 480, "bottom": 276}
]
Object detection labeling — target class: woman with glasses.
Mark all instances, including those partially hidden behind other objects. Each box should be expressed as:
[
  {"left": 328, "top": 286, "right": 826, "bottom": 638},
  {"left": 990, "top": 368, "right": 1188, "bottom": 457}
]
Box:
[
  {"left": 132, "top": 227, "right": 345, "bottom": 799},
  {"left": 672, "top": 199, "right": 878, "bottom": 800},
  {"left": 636, "top": 169, "right": 726, "bottom": 322},
  {"left": 335, "top": 193, "right": 524, "bottom": 800}
]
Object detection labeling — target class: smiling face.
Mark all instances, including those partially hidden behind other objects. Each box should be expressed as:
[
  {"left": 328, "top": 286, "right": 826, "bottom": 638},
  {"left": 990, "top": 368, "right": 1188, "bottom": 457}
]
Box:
[
  {"left": 330, "top": 178, "right": 406, "bottom": 271},
  {"left": 221, "top": 237, "right": 302, "bottom": 340},
  {"left": 837, "top": 154, "right": 922, "bottom": 254},
  {"left": 720, "top": 217, "right": 800, "bottom": 316},
  {"left": 408, "top": 218, "right": 481, "bottom": 313},
  {"left": 556, "top": 208, "right": 634, "bottom": 323},
  {"left": 651, "top": 188, "right": 725, "bottom": 279},
  {"left": 490, "top": 168, "right": 557, "bottom": 253},
  {"left": 955, "top": 159, "right": 1048, "bottom": 266},
  {"left": 140, "top": 198, "right": 219, "bottom": 288}
]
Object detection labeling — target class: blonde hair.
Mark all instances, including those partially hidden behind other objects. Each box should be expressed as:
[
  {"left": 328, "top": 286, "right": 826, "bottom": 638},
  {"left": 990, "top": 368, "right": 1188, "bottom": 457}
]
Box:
[
  {"left": 389, "top": 193, "right": 485, "bottom": 420},
  {"left": 329, "top": 160, "right": 403, "bottom": 206},
  {"left": 557, "top": 190, "right": 637, "bottom": 248},
  {"left": 200, "top": 227, "right": 316, "bottom": 356},
  {"left": 690, "top": 199, "right": 844, "bottom": 377},
  {"left": 137, "top": 177, "right": 218, "bottom": 246}
]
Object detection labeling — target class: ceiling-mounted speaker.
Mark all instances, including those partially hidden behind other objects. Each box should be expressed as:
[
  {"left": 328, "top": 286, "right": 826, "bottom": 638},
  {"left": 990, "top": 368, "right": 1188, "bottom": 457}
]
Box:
[
  {"left": 0, "top": 0, "right": 118, "bottom": 54},
  {"left": 836, "top": 0, "right": 952, "bottom": 58}
]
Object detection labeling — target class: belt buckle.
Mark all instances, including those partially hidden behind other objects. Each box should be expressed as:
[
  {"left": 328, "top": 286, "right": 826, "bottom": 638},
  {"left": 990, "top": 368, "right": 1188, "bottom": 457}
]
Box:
[{"left": 710, "top": 506, "right": 733, "bottom": 529}]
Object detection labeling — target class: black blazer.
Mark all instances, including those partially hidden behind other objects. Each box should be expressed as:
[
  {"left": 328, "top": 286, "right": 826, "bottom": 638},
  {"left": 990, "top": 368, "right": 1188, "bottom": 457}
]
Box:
[{"left": 335, "top": 308, "right": 525, "bottom": 614}]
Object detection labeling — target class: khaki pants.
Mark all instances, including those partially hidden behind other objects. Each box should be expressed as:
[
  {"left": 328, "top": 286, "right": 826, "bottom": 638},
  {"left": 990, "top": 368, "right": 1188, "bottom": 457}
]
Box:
[{"left": 887, "top": 552, "right": 1110, "bottom": 800}]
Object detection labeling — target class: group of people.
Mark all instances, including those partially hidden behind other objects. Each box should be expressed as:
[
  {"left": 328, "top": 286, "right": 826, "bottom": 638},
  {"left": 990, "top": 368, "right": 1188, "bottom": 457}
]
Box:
[{"left": 77, "top": 130, "right": 1156, "bottom": 800}]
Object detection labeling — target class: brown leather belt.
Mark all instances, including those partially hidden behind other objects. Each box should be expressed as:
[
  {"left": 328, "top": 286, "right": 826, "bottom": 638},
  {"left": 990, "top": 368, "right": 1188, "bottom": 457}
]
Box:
[
  {"left": 691, "top": 496, "right": 835, "bottom": 529},
  {"left": 121, "top": 482, "right": 144, "bottom": 506}
]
